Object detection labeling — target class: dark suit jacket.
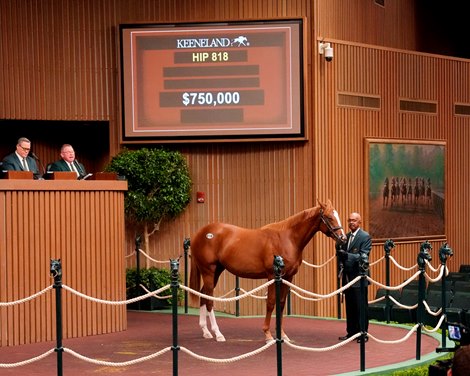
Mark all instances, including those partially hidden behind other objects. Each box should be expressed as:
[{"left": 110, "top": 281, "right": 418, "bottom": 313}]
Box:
[
  {"left": 47, "top": 159, "right": 87, "bottom": 179},
  {"left": 339, "top": 228, "right": 372, "bottom": 287},
  {"left": 2, "top": 152, "right": 41, "bottom": 179}
]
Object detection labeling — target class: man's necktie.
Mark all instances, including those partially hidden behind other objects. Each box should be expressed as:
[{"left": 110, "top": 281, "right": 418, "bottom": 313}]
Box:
[
  {"left": 70, "top": 162, "right": 79, "bottom": 177},
  {"left": 348, "top": 234, "right": 354, "bottom": 249},
  {"left": 22, "top": 158, "right": 29, "bottom": 171}
]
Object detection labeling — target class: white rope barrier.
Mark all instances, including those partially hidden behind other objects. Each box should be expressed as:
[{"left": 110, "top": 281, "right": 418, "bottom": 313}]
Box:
[
  {"left": 64, "top": 346, "right": 172, "bottom": 367},
  {"left": 367, "top": 324, "right": 420, "bottom": 344},
  {"left": 422, "top": 315, "right": 446, "bottom": 332},
  {"left": 62, "top": 283, "right": 171, "bottom": 305},
  {"left": 284, "top": 333, "right": 361, "bottom": 352},
  {"left": 179, "top": 341, "right": 276, "bottom": 363},
  {"left": 0, "top": 349, "right": 55, "bottom": 368},
  {"left": 369, "top": 255, "right": 384, "bottom": 266},
  {"left": 425, "top": 259, "right": 441, "bottom": 273},
  {"left": 425, "top": 265, "right": 447, "bottom": 283},
  {"left": 239, "top": 288, "right": 267, "bottom": 299},
  {"left": 124, "top": 250, "right": 135, "bottom": 258},
  {"left": 139, "top": 284, "right": 172, "bottom": 300},
  {"left": 289, "top": 288, "right": 322, "bottom": 302},
  {"left": 423, "top": 300, "right": 442, "bottom": 316},
  {"left": 180, "top": 279, "right": 274, "bottom": 302},
  {"left": 282, "top": 276, "right": 361, "bottom": 300},
  {"left": 388, "top": 255, "right": 418, "bottom": 271},
  {"left": 0, "top": 241, "right": 455, "bottom": 372},
  {"left": 302, "top": 254, "right": 336, "bottom": 268},
  {"left": 367, "top": 270, "right": 421, "bottom": 291},
  {"left": 0, "top": 285, "right": 54, "bottom": 307},
  {"left": 138, "top": 249, "right": 171, "bottom": 264},
  {"left": 369, "top": 295, "right": 386, "bottom": 304}
]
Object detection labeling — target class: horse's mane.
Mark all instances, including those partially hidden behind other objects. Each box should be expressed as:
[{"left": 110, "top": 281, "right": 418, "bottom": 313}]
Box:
[{"left": 261, "top": 205, "right": 322, "bottom": 231}]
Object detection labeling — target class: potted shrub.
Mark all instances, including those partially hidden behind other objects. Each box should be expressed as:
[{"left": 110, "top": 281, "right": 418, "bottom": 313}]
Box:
[
  {"left": 105, "top": 147, "right": 192, "bottom": 255},
  {"left": 126, "top": 267, "right": 183, "bottom": 310}
]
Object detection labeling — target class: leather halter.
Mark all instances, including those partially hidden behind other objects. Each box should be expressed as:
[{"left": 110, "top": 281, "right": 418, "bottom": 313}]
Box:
[{"left": 319, "top": 209, "right": 344, "bottom": 242}]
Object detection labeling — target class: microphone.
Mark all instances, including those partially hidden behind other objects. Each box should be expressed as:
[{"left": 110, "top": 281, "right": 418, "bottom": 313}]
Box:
[
  {"left": 74, "top": 160, "right": 86, "bottom": 179},
  {"left": 30, "top": 152, "right": 45, "bottom": 176}
]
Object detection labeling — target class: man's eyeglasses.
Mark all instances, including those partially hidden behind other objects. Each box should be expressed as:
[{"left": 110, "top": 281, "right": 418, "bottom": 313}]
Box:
[{"left": 19, "top": 145, "right": 31, "bottom": 151}]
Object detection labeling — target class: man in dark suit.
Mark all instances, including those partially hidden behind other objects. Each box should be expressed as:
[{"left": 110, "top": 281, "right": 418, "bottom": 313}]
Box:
[
  {"left": 2, "top": 137, "right": 41, "bottom": 179},
  {"left": 337, "top": 212, "right": 372, "bottom": 342},
  {"left": 47, "top": 144, "right": 87, "bottom": 179}
]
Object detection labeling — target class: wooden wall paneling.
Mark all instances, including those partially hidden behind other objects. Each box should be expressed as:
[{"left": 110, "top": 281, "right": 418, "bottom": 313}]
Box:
[
  {"left": 0, "top": 190, "right": 5, "bottom": 346},
  {"left": 2, "top": 0, "right": 470, "bottom": 324},
  {"left": 0, "top": 181, "right": 127, "bottom": 346},
  {"left": 12, "top": 193, "right": 20, "bottom": 345}
]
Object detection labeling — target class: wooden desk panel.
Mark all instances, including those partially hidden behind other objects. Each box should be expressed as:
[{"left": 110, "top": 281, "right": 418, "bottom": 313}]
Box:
[{"left": 0, "top": 180, "right": 128, "bottom": 346}]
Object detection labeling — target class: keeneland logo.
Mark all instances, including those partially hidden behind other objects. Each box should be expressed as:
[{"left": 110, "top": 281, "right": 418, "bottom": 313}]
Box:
[{"left": 176, "top": 36, "right": 250, "bottom": 48}]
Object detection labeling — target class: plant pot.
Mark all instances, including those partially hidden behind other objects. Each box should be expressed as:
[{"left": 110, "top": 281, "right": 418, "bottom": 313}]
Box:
[
  {"left": 127, "top": 294, "right": 170, "bottom": 311},
  {"left": 126, "top": 267, "right": 177, "bottom": 310}
]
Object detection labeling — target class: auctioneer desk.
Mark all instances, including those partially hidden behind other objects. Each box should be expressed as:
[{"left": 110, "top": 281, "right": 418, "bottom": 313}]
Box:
[{"left": 0, "top": 179, "right": 128, "bottom": 346}]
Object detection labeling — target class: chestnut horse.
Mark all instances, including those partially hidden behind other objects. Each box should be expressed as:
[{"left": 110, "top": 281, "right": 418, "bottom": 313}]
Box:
[{"left": 189, "top": 199, "right": 346, "bottom": 342}]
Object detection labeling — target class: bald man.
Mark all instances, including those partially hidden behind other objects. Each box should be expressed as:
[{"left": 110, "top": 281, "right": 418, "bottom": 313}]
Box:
[{"left": 337, "top": 212, "right": 372, "bottom": 342}]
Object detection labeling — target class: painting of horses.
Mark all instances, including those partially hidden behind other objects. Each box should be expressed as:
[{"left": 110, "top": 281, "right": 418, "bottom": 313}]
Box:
[{"left": 365, "top": 139, "right": 445, "bottom": 241}]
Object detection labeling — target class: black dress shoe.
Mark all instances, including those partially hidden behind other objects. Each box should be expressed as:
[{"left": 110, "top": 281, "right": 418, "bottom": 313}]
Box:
[
  {"left": 338, "top": 335, "right": 351, "bottom": 340},
  {"left": 356, "top": 336, "right": 368, "bottom": 343}
]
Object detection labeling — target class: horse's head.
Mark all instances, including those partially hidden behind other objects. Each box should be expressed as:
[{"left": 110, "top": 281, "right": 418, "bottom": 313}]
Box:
[
  {"left": 318, "top": 199, "right": 346, "bottom": 244},
  {"left": 439, "top": 243, "right": 453, "bottom": 264},
  {"left": 417, "top": 241, "right": 432, "bottom": 268},
  {"left": 384, "top": 239, "right": 395, "bottom": 255},
  {"left": 50, "top": 258, "right": 62, "bottom": 280}
]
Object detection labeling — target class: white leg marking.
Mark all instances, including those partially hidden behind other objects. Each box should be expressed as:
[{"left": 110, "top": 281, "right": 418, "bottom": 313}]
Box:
[
  {"left": 208, "top": 309, "right": 226, "bottom": 342},
  {"left": 199, "top": 305, "right": 213, "bottom": 339}
]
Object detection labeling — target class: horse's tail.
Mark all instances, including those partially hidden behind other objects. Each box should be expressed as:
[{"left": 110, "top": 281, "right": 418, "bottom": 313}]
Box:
[{"left": 189, "top": 251, "right": 201, "bottom": 306}]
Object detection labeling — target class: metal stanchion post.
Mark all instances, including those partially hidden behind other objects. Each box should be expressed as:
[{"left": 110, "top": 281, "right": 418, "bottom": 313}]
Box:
[
  {"left": 416, "top": 240, "right": 432, "bottom": 360},
  {"left": 436, "top": 243, "right": 453, "bottom": 353},
  {"left": 337, "top": 256, "right": 342, "bottom": 319},
  {"left": 287, "top": 288, "right": 291, "bottom": 316},
  {"left": 384, "top": 239, "right": 394, "bottom": 323},
  {"left": 51, "top": 260, "right": 63, "bottom": 376},
  {"left": 135, "top": 234, "right": 142, "bottom": 310},
  {"left": 273, "top": 255, "right": 284, "bottom": 376},
  {"left": 359, "top": 254, "right": 369, "bottom": 372},
  {"left": 235, "top": 276, "right": 240, "bottom": 317},
  {"left": 170, "top": 259, "right": 180, "bottom": 376},
  {"left": 183, "top": 238, "right": 190, "bottom": 314}
]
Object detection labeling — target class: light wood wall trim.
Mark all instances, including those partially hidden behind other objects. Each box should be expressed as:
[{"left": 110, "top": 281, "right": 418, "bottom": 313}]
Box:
[{"left": 0, "top": 181, "right": 128, "bottom": 191}]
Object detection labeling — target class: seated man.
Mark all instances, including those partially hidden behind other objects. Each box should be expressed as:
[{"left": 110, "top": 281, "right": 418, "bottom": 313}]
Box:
[
  {"left": 47, "top": 144, "right": 87, "bottom": 179},
  {"left": 2, "top": 137, "right": 41, "bottom": 179}
]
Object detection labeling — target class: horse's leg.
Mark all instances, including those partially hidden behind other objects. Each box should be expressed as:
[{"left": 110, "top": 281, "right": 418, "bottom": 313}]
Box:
[
  {"left": 206, "top": 265, "right": 226, "bottom": 341},
  {"left": 263, "top": 283, "right": 276, "bottom": 342},
  {"left": 208, "top": 307, "right": 225, "bottom": 342},
  {"left": 199, "top": 303, "right": 213, "bottom": 339},
  {"left": 198, "top": 266, "right": 217, "bottom": 340},
  {"left": 263, "top": 282, "right": 291, "bottom": 342},
  {"left": 201, "top": 264, "right": 226, "bottom": 342}
]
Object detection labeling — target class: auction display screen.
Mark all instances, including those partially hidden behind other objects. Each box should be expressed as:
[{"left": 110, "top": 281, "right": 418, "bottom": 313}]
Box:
[{"left": 120, "top": 19, "right": 305, "bottom": 141}]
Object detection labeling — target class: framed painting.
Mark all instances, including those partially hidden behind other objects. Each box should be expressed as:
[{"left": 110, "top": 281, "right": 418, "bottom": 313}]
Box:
[{"left": 364, "top": 138, "right": 446, "bottom": 242}]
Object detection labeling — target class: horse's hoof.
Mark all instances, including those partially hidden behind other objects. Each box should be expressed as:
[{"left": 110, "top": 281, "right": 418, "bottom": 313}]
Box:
[
  {"left": 282, "top": 335, "right": 291, "bottom": 342},
  {"left": 264, "top": 333, "right": 274, "bottom": 343},
  {"left": 202, "top": 329, "right": 213, "bottom": 339},
  {"left": 216, "top": 335, "right": 226, "bottom": 342}
]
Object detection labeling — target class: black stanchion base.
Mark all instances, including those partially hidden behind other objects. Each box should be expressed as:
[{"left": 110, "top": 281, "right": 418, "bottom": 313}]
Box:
[{"left": 436, "top": 347, "right": 456, "bottom": 353}]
